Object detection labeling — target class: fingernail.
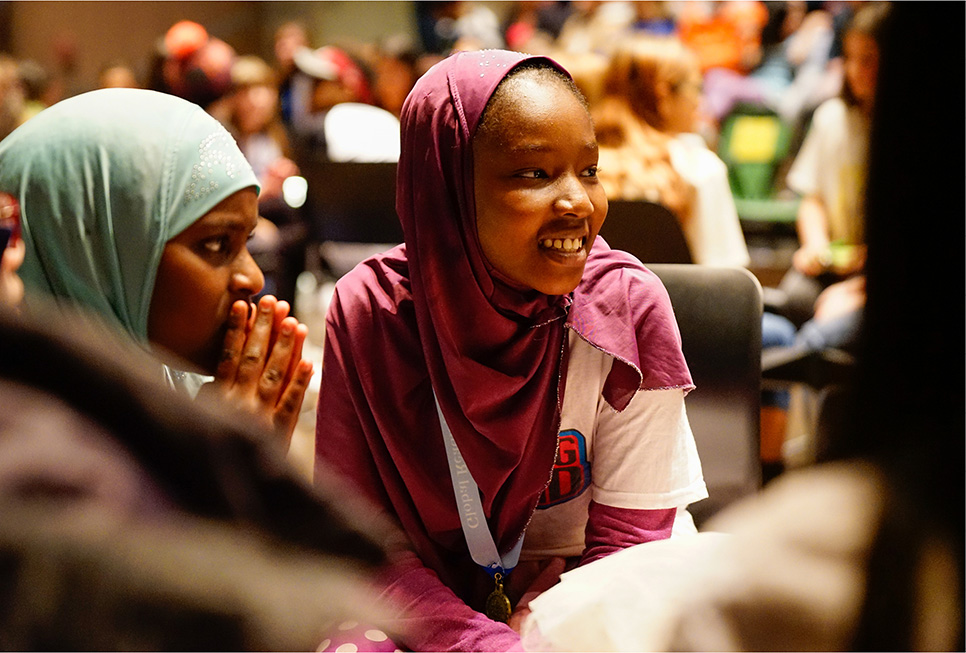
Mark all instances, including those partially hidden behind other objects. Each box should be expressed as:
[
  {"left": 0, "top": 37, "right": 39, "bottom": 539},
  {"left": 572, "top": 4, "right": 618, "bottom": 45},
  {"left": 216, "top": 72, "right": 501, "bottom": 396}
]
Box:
[{"left": 281, "top": 322, "right": 293, "bottom": 335}]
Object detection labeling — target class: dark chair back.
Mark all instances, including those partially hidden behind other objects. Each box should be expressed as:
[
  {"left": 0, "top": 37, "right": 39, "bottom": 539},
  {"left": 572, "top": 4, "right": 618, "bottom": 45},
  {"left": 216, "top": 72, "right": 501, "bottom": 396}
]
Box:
[
  {"left": 648, "top": 264, "right": 763, "bottom": 526},
  {"left": 297, "top": 157, "right": 401, "bottom": 244},
  {"left": 598, "top": 200, "right": 692, "bottom": 264}
]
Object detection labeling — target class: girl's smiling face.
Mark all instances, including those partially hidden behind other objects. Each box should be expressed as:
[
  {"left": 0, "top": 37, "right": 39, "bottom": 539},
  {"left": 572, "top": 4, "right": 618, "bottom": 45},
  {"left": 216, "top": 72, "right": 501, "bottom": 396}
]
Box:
[
  {"left": 148, "top": 187, "right": 263, "bottom": 373},
  {"left": 473, "top": 72, "right": 607, "bottom": 296}
]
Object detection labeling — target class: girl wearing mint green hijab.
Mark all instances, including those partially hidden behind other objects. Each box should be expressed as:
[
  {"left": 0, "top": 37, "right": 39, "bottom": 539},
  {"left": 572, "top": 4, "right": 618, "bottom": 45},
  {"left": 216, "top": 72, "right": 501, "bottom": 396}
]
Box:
[{"left": 0, "top": 88, "right": 312, "bottom": 445}]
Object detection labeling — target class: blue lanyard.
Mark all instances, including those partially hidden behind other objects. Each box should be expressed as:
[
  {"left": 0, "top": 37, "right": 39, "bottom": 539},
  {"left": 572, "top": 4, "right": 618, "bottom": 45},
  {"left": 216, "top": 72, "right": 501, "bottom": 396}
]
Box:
[{"left": 434, "top": 392, "right": 524, "bottom": 578}]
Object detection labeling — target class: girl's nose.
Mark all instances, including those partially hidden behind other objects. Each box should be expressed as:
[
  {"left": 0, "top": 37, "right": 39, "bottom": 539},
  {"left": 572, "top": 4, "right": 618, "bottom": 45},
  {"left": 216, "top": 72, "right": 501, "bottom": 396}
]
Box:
[
  {"left": 231, "top": 247, "right": 265, "bottom": 298},
  {"left": 554, "top": 173, "right": 595, "bottom": 218}
]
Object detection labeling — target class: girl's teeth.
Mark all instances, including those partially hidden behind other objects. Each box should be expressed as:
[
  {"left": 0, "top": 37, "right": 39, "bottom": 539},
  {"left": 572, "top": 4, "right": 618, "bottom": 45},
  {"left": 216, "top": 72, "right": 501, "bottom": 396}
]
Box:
[{"left": 541, "top": 237, "right": 584, "bottom": 252}]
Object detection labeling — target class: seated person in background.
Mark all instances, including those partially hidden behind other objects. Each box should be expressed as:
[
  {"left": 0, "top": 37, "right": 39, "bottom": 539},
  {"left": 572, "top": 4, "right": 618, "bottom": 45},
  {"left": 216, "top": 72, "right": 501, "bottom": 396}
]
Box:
[
  {"left": 0, "top": 193, "right": 396, "bottom": 651},
  {"left": 314, "top": 49, "right": 707, "bottom": 652},
  {"left": 272, "top": 20, "right": 310, "bottom": 127},
  {"left": 0, "top": 87, "right": 313, "bottom": 448},
  {"left": 0, "top": 192, "right": 23, "bottom": 306},
  {"left": 368, "top": 33, "right": 423, "bottom": 118},
  {"left": 594, "top": 35, "right": 751, "bottom": 267},
  {"left": 221, "top": 55, "right": 299, "bottom": 205},
  {"left": 156, "top": 20, "right": 235, "bottom": 114},
  {"left": 218, "top": 54, "right": 305, "bottom": 304},
  {"left": 96, "top": 58, "right": 141, "bottom": 89},
  {"left": 15, "top": 59, "right": 51, "bottom": 125},
  {"left": 289, "top": 44, "right": 400, "bottom": 162},
  {"left": 775, "top": 2, "right": 888, "bottom": 333}
]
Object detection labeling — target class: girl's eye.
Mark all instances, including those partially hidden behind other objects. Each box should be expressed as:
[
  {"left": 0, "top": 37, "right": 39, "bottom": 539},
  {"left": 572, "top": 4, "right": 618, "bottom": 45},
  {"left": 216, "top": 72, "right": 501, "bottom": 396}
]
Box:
[
  {"left": 517, "top": 169, "right": 548, "bottom": 179},
  {"left": 202, "top": 236, "right": 230, "bottom": 254},
  {"left": 583, "top": 165, "right": 599, "bottom": 178}
]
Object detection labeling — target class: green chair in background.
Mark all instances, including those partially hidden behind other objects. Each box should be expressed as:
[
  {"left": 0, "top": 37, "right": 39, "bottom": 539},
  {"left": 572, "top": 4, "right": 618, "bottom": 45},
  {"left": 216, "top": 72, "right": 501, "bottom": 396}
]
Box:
[{"left": 717, "top": 103, "right": 801, "bottom": 226}]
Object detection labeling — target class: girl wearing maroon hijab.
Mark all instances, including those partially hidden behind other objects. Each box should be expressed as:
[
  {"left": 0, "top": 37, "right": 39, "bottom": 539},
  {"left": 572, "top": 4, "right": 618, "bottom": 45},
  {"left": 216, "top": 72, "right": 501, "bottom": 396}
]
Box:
[{"left": 315, "top": 49, "right": 707, "bottom": 651}]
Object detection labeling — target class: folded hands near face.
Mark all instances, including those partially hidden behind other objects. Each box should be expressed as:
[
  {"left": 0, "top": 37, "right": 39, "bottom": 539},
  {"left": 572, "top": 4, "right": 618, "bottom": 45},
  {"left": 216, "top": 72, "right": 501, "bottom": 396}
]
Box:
[{"left": 201, "top": 294, "right": 313, "bottom": 447}]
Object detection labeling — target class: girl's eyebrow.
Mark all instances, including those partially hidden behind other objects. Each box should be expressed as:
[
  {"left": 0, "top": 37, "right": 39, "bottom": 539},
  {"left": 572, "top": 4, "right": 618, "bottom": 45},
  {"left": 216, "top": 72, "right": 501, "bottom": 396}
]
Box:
[
  {"left": 505, "top": 140, "right": 599, "bottom": 155},
  {"left": 195, "top": 212, "right": 257, "bottom": 232}
]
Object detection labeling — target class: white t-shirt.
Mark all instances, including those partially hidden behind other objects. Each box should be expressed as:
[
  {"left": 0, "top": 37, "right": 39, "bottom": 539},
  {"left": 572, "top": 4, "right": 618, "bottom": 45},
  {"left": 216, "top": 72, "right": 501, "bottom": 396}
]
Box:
[
  {"left": 786, "top": 97, "right": 869, "bottom": 245},
  {"left": 668, "top": 133, "right": 751, "bottom": 267},
  {"left": 520, "top": 330, "right": 708, "bottom": 560}
]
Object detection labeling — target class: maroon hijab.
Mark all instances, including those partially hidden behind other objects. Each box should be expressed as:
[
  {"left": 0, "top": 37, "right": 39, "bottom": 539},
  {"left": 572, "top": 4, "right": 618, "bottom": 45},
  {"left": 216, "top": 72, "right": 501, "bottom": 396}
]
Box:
[{"left": 316, "top": 50, "right": 692, "bottom": 604}]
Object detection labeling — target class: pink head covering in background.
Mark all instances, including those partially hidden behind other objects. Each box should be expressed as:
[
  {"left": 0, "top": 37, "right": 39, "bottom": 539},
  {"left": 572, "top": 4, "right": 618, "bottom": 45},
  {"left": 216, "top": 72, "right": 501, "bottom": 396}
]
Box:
[{"left": 316, "top": 49, "right": 692, "bottom": 605}]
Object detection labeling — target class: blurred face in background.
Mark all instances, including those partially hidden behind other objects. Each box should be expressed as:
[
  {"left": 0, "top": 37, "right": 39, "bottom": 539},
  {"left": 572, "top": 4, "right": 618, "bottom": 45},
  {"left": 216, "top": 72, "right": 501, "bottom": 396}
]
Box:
[
  {"left": 843, "top": 30, "right": 879, "bottom": 109},
  {"left": 274, "top": 23, "right": 308, "bottom": 72},
  {"left": 660, "top": 70, "right": 702, "bottom": 134},
  {"left": 98, "top": 65, "right": 139, "bottom": 89},
  {"left": 0, "top": 193, "right": 24, "bottom": 307},
  {"left": 234, "top": 83, "right": 278, "bottom": 135}
]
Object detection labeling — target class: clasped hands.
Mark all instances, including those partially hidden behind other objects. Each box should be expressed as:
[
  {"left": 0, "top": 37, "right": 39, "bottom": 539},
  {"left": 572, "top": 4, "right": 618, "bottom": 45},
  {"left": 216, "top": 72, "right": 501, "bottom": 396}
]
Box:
[{"left": 202, "top": 294, "right": 314, "bottom": 448}]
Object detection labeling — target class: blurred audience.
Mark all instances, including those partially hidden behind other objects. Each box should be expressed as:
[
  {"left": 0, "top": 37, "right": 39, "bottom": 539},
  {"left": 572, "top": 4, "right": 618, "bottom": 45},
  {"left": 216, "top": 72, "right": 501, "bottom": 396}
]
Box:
[
  {"left": 625, "top": 0, "right": 676, "bottom": 36},
  {"left": 502, "top": 1, "right": 573, "bottom": 53},
  {"left": 414, "top": 0, "right": 504, "bottom": 54},
  {"left": 770, "top": 1, "right": 887, "bottom": 341},
  {"left": 289, "top": 44, "right": 399, "bottom": 162},
  {"left": 555, "top": 0, "right": 635, "bottom": 55},
  {"left": 594, "top": 34, "right": 750, "bottom": 267},
  {"left": 677, "top": 0, "right": 769, "bottom": 75},
  {"left": 701, "top": 1, "right": 837, "bottom": 126}
]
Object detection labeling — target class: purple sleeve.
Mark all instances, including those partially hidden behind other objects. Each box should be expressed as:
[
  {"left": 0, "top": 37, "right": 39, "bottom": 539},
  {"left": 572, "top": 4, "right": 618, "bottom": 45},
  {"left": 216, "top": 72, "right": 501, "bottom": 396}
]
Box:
[
  {"left": 376, "top": 549, "right": 524, "bottom": 652},
  {"left": 579, "top": 501, "right": 676, "bottom": 566}
]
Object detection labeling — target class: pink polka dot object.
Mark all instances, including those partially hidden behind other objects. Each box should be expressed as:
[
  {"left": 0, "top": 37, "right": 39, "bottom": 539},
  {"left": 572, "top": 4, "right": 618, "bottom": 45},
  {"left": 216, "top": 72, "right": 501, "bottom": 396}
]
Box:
[{"left": 315, "top": 620, "right": 401, "bottom": 653}]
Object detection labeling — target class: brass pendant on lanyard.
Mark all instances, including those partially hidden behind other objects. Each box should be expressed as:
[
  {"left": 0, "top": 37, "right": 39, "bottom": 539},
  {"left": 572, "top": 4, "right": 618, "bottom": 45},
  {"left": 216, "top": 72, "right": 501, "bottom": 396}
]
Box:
[{"left": 485, "top": 572, "right": 512, "bottom": 623}]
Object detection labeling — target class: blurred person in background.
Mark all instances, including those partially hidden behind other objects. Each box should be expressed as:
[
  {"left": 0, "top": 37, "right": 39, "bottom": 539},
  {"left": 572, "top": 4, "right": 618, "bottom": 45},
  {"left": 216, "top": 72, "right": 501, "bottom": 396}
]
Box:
[
  {"left": 677, "top": 0, "right": 769, "bottom": 76},
  {"left": 414, "top": 0, "right": 505, "bottom": 55},
  {"left": 555, "top": 0, "right": 636, "bottom": 55},
  {"left": 15, "top": 59, "right": 51, "bottom": 125},
  {"left": 273, "top": 20, "right": 311, "bottom": 127},
  {"left": 220, "top": 54, "right": 305, "bottom": 305},
  {"left": 97, "top": 59, "right": 141, "bottom": 89},
  {"left": 156, "top": 19, "right": 236, "bottom": 113},
  {"left": 769, "top": 2, "right": 889, "bottom": 345},
  {"left": 0, "top": 55, "right": 23, "bottom": 141},
  {"left": 368, "top": 33, "right": 423, "bottom": 118},
  {"left": 594, "top": 34, "right": 750, "bottom": 268},
  {"left": 0, "top": 192, "right": 24, "bottom": 307},
  {"left": 289, "top": 44, "right": 399, "bottom": 162}
]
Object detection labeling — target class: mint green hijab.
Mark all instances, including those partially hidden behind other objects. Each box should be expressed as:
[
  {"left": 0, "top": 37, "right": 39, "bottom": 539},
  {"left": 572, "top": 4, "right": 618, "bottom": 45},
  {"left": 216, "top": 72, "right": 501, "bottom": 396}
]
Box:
[{"left": 0, "top": 88, "right": 259, "bottom": 343}]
